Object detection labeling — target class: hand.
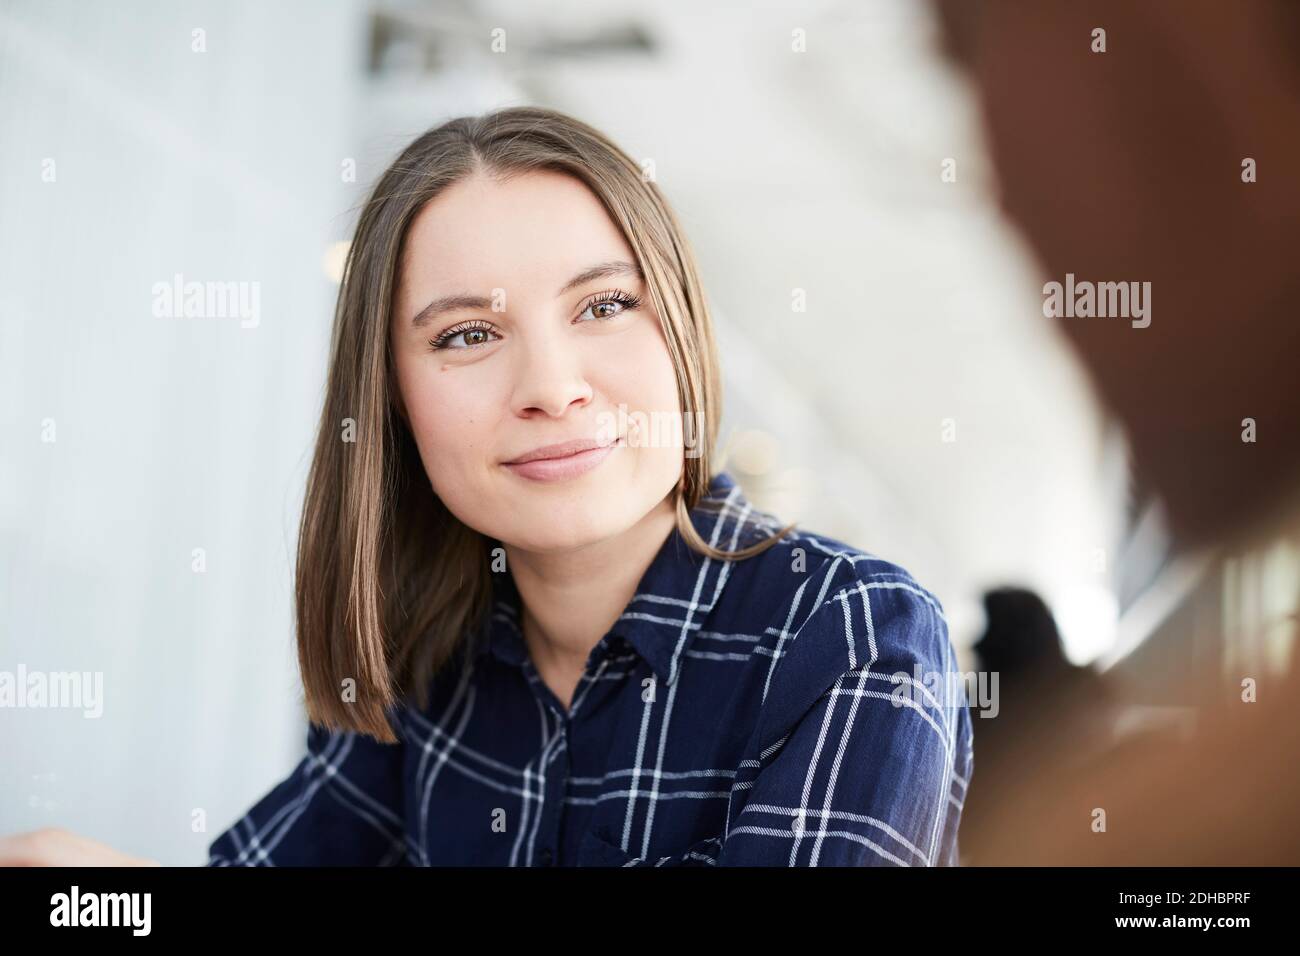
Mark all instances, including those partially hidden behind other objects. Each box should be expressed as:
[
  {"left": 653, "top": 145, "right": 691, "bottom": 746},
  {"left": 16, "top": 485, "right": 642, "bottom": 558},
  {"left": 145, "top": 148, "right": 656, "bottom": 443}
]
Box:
[{"left": 0, "top": 828, "right": 161, "bottom": 866}]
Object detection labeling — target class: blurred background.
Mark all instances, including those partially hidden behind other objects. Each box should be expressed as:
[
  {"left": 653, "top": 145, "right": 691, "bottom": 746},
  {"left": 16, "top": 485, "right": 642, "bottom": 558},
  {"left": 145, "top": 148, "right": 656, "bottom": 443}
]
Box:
[{"left": 1, "top": 0, "right": 1295, "bottom": 865}]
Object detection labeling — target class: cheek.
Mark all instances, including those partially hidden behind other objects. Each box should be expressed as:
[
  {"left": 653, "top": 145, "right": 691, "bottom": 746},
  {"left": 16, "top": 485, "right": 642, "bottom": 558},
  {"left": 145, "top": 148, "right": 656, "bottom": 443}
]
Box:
[
  {"left": 397, "top": 357, "right": 492, "bottom": 485},
  {"left": 600, "top": 319, "right": 681, "bottom": 413},
  {"left": 596, "top": 321, "right": 687, "bottom": 478}
]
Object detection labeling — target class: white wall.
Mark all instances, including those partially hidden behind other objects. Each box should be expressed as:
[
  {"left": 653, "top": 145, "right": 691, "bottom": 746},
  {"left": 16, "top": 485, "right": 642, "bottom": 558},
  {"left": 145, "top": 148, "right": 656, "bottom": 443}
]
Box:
[{"left": 0, "top": 0, "right": 364, "bottom": 864}]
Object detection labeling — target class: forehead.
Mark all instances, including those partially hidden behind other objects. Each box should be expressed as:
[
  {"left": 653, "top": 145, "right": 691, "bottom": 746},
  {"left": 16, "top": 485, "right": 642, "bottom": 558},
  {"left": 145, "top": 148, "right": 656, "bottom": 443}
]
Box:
[{"left": 400, "top": 169, "right": 634, "bottom": 296}]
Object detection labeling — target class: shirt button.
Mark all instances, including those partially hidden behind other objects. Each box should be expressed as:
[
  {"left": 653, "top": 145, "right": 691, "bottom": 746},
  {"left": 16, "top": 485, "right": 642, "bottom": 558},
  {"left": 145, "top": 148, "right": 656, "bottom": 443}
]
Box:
[{"left": 538, "top": 847, "right": 554, "bottom": 866}]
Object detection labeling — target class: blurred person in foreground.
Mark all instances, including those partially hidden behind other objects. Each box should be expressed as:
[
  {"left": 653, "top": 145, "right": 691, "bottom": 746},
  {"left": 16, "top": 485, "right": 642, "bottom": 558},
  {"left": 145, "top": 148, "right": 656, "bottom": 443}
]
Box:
[
  {"left": 960, "top": 588, "right": 1123, "bottom": 856},
  {"left": 935, "top": 0, "right": 1300, "bottom": 864}
]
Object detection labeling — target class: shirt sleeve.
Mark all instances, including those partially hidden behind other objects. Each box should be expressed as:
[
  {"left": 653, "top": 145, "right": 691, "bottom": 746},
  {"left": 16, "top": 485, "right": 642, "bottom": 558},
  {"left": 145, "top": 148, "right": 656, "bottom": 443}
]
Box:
[
  {"left": 715, "top": 570, "right": 974, "bottom": 866},
  {"left": 206, "top": 718, "right": 410, "bottom": 866}
]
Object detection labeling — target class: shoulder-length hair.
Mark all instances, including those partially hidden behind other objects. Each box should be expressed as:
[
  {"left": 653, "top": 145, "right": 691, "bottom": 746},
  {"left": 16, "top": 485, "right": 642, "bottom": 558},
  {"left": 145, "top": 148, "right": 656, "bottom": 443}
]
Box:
[{"left": 298, "top": 106, "right": 794, "bottom": 742}]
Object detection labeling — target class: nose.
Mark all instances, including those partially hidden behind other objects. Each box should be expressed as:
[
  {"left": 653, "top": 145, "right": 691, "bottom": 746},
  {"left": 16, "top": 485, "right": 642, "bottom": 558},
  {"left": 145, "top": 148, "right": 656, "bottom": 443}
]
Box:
[{"left": 509, "top": 327, "right": 593, "bottom": 419}]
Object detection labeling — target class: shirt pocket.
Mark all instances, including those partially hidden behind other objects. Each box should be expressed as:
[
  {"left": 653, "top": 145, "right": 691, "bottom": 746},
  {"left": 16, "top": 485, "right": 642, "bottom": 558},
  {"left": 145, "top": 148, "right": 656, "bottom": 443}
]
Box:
[{"left": 576, "top": 826, "right": 723, "bottom": 867}]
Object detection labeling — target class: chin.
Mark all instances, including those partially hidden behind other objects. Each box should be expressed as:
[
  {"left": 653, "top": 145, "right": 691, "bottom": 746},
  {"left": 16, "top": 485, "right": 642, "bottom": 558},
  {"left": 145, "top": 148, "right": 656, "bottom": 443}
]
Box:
[{"left": 510, "top": 497, "right": 639, "bottom": 554}]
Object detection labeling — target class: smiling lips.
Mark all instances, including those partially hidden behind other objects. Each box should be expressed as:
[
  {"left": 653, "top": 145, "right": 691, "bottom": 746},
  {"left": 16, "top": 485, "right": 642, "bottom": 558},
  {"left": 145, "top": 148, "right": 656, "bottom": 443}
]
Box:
[{"left": 502, "top": 437, "right": 624, "bottom": 482}]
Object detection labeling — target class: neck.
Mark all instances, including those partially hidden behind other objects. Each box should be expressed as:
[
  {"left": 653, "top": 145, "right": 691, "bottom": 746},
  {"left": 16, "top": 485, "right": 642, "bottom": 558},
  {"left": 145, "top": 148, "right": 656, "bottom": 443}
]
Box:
[{"left": 507, "top": 492, "right": 677, "bottom": 679}]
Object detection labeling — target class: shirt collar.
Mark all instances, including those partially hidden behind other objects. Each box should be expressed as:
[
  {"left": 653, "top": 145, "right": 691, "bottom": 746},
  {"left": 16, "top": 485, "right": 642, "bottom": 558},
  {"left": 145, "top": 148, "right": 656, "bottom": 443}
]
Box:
[{"left": 473, "top": 470, "right": 766, "bottom": 686}]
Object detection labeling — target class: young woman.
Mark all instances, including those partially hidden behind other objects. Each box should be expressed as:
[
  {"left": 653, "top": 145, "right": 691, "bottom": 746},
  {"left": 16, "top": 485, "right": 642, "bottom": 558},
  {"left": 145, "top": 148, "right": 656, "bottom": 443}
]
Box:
[{"left": 3, "top": 107, "right": 972, "bottom": 867}]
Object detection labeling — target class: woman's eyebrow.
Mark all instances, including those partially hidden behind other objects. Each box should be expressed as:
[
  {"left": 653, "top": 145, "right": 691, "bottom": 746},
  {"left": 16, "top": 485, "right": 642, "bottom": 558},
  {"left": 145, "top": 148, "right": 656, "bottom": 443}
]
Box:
[
  {"left": 554, "top": 260, "right": 643, "bottom": 297},
  {"left": 411, "top": 293, "right": 493, "bottom": 329},
  {"left": 410, "top": 260, "right": 644, "bottom": 329}
]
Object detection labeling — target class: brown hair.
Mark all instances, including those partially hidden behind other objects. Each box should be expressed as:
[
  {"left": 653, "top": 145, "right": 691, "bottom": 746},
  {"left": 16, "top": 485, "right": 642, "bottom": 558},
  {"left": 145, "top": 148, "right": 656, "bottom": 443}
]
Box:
[{"left": 297, "top": 106, "right": 794, "bottom": 743}]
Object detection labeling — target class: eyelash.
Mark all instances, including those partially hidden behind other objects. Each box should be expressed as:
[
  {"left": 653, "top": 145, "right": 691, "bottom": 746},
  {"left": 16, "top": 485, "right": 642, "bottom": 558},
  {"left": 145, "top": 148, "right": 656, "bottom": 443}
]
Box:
[{"left": 427, "top": 289, "right": 642, "bottom": 352}]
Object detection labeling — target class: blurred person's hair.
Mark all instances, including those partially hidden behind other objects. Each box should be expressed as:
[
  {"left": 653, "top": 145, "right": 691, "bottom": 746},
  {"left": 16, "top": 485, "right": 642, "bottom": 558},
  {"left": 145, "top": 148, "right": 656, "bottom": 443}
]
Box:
[
  {"left": 296, "top": 107, "right": 791, "bottom": 743},
  {"left": 932, "top": 0, "right": 1300, "bottom": 550},
  {"left": 975, "top": 587, "right": 1069, "bottom": 678},
  {"left": 932, "top": 0, "right": 1300, "bottom": 864}
]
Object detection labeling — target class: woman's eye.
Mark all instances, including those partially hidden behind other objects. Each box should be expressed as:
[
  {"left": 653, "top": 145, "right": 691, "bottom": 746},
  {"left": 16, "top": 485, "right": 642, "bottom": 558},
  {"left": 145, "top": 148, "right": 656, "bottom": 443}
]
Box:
[
  {"left": 578, "top": 291, "right": 641, "bottom": 323},
  {"left": 429, "top": 324, "right": 498, "bottom": 351},
  {"left": 429, "top": 293, "right": 640, "bottom": 350},
  {"left": 453, "top": 328, "right": 492, "bottom": 347}
]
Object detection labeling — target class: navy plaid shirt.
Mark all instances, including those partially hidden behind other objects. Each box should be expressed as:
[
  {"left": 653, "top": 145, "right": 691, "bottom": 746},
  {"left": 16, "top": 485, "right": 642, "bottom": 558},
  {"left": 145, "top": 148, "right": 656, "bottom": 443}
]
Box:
[{"left": 208, "top": 471, "right": 973, "bottom": 866}]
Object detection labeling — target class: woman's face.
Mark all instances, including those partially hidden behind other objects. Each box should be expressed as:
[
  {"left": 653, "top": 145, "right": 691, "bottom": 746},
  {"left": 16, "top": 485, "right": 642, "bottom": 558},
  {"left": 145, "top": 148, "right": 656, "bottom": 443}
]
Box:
[{"left": 390, "top": 168, "right": 685, "bottom": 553}]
